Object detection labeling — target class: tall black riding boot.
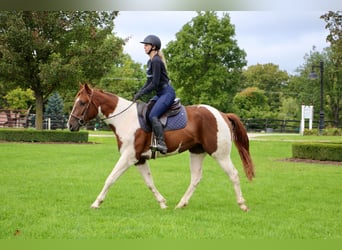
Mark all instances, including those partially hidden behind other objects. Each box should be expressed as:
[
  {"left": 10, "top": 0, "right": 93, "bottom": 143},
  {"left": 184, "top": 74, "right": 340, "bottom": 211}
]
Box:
[{"left": 151, "top": 117, "right": 168, "bottom": 154}]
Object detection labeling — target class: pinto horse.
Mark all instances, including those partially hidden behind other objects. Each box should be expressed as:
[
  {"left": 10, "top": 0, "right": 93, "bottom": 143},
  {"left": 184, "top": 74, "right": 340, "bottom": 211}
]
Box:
[{"left": 68, "top": 84, "right": 255, "bottom": 211}]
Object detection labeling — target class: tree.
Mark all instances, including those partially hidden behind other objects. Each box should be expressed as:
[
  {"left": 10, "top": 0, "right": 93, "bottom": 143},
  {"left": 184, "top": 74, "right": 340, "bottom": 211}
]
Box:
[
  {"left": 0, "top": 11, "right": 124, "bottom": 129},
  {"left": 4, "top": 87, "right": 34, "bottom": 110},
  {"left": 321, "top": 11, "right": 342, "bottom": 68},
  {"left": 241, "top": 63, "right": 289, "bottom": 112},
  {"left": 233, "top": 87, "right": 269, "bottom": 118},
  {"left": 290, "top": 46, "right": 342, "bottom": 127},
  {"left": 164, "top": 11, "right": 246, "bottom": 112},
  {"left": 278, "top": 97, "right": 300, "bottom": 120},
  {"left": 98, "top": 53, "right": 145, "bottom": 100},
  {"left": 44, "top": 92, "right": 64, "bottom": 117},
  {"left": 44, "top": 91, "right": 65, "bottom": 129},
  {"left": 320, "top": 11, "right": 342, "bottom": 127}
]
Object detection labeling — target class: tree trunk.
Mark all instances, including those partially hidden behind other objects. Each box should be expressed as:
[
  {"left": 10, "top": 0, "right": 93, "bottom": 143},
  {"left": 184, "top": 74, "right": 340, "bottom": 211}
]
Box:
[{"left": 35, "top": 91, "right": 44, "bottom": 130}]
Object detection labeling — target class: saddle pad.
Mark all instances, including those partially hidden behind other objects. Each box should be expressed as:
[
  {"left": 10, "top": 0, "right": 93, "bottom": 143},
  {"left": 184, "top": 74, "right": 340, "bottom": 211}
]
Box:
[{"left": 138, "top": 105, "right": 188, "bottom": 132}]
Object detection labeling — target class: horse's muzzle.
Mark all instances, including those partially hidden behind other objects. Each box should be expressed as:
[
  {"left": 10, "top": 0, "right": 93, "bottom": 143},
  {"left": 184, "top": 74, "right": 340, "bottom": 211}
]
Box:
[{"left": 67, "top": 120, "right": 80, "bottom": 132}]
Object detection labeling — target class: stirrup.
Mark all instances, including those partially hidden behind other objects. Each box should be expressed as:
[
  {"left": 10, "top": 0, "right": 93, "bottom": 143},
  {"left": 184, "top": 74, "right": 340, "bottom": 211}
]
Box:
[
  {"left": 156, "top": 143, "right": 167, "bottom": 154},
  {"left": 150, "top": 141, "right": 167, "bottom": 154},
  {"left": 150, "top": 133, "right": 167, "bottom": 158}
]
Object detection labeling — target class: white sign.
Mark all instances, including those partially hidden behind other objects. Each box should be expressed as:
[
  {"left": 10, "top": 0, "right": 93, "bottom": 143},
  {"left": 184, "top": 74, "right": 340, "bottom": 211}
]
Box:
[
  {"left": 303, "top": 106, "right": 313, "bottom": 119},
  {"left": 300, "top": 105, "right": 313, "bottom": 135}
]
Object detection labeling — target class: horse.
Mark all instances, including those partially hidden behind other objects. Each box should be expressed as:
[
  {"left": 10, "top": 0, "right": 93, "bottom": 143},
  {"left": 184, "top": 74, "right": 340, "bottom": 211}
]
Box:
[{"left": 67, "top": 83, "right": 255, "bottom": 211}]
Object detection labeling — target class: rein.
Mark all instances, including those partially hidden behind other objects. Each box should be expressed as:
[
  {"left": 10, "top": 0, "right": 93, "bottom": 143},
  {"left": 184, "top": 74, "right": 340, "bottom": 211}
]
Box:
[
  {"left": 100, "top": 101, "right": 135, "bottom": 121},
  {"left": 70, "top": 90, "right": 135, "bottom": 125}
]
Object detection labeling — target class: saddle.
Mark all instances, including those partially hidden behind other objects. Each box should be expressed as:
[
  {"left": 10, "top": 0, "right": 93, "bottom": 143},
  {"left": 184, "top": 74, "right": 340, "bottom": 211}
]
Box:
[{"left": 137, "top": 98, "right": 187, "bottom": 132}]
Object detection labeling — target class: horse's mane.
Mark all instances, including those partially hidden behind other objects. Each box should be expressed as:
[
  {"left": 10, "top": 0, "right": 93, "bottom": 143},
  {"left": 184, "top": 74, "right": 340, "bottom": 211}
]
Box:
[{"left": 86, "top": 84, "right": 118, "bottom": 98}]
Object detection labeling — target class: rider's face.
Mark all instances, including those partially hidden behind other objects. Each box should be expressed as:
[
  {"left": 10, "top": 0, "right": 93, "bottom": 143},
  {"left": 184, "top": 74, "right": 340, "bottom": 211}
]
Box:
[{"left": 144, "top": 44, "right": 152, "bottom": 54}]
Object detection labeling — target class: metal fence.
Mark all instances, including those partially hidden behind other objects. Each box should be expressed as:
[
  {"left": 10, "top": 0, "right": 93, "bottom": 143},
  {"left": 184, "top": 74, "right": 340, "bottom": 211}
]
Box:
[{"left": 27, "top": 114, "right": 100, "bottom": 130}]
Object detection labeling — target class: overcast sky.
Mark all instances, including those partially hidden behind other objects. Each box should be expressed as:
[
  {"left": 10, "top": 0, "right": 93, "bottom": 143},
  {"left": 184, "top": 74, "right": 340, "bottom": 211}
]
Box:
[{"left": 113, "top": 11, "right": 329, "bottom": 75}]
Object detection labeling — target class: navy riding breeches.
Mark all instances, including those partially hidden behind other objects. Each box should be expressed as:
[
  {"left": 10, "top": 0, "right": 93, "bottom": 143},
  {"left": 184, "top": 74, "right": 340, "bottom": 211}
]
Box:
[{"left": 148, "top": 85, "right": 176, "bottom": 122}]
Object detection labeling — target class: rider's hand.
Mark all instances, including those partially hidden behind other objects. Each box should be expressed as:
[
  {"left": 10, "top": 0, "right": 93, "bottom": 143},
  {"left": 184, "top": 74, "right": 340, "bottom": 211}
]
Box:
[{"left": 133, "top": 92, "right": 142, "bottom": 102}]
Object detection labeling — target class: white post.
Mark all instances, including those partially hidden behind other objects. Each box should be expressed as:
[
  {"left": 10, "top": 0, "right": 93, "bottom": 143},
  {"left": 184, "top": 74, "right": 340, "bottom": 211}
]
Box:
[
  {"left": 48, "top": 118, "right": 51, "bottom": 130},
  {"left": 309, "top": 105, "right": 313, "bottom": 130},
  {"left": 300, "top": 105, "right": 305, "bottom": 136}
]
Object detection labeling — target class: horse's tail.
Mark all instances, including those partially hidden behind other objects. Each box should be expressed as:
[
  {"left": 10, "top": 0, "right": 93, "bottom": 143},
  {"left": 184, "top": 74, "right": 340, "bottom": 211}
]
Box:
[{"left": 226, "top": 113, "right": 255, "bottom": 181}]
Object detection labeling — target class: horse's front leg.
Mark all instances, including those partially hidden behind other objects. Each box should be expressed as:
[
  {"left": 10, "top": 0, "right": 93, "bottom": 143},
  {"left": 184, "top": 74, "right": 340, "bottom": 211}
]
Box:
[
  {"left": 91, "top": 154, "right": 133, "bottom": 209},
  {"left": 136, "top": 162, "right": 167, "bottom": 209}
]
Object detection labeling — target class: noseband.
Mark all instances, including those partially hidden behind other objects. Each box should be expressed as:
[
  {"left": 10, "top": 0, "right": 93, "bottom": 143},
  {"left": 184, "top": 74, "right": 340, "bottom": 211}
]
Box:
[{"left": 70, "top": 91, "right": 96, "bottom": 126}]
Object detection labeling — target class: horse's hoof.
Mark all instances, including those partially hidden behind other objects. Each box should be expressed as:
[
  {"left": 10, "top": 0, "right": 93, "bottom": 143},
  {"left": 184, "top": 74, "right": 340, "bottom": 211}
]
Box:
[
  {"left": 240, "top": 204, "right": 249, "bottom": 212},
  {"left": 175, "top": 203, "right": 187, "bottom": 209},
  {"left": 90, "top": 203, "right": 100, "bottom": 209},
  {"left": 160, "top": 203, "right": 168, "bottom": 209}
]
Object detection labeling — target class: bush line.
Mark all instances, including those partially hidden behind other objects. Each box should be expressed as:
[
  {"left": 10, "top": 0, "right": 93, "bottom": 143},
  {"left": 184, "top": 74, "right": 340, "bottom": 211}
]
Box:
[
  {"left": 292, "top": 142, "right": 342, "bottom": 162},
  {"left": 0, "top": 129, "right": 88, "bottom": 143}
]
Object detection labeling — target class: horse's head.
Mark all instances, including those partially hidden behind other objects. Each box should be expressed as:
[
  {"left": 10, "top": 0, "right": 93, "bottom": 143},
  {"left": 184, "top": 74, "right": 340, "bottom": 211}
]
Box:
[{"left": 68, "top": 83, "right": 98, "bottom": 131}]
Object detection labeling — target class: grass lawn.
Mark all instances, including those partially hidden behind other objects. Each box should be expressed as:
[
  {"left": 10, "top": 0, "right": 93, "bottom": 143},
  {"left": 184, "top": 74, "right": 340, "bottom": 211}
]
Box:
[{"left": 0, "top": 132, "right": 341, "bottom": 239}]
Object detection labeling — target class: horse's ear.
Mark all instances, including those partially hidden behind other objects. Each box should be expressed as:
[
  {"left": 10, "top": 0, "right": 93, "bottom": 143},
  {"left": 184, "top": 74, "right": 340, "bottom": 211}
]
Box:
[
  {"left": 84, "top": 83, "right": 92, "bottom": 95},
  {"left": 79, "top": 82, "right": 83, "bottom": 89}
]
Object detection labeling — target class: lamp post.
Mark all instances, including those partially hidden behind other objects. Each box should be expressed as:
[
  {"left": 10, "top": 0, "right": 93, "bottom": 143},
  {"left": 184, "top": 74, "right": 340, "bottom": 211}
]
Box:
[{"left": 308, "top": 60, "right": 324, "bottom": 135}]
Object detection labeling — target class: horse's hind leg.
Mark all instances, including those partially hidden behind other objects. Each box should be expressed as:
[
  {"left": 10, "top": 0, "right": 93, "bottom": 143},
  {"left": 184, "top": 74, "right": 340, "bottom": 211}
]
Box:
[
  {"left": 136, "top": 162, "right": 167, "bottom": 209},
  {"left": 215, "top": 155, "right": 249, "bottom": 211},
  {"left": 176, "top": 153, "right": 206, "bottom": 208}
]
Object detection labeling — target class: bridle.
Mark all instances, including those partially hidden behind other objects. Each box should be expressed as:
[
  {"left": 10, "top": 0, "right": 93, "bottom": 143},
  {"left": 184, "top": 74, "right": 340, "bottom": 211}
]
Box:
[
  {"left": 70, "top": 91, "right": 96, "bottom": 126},
  {"left": 70, "top": 90, "right": 135, "bottom": 126}
]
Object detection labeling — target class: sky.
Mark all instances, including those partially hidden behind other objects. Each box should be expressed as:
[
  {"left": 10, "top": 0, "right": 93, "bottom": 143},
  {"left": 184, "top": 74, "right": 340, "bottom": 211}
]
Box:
[{"left": 113, "top": 11, "right": 330, "bottom": 75}]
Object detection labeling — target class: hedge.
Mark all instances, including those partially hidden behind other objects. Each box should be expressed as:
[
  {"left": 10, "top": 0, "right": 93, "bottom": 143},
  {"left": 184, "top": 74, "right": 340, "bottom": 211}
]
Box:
[
  {"left": 292, "top": 142, "right": 342, "bottom": 162},
  {"left": 0, "top": 129, "right": 88, "bottom": 143},
  {"left": 304, "top": 128, "right": 342, "bottom": 136}
]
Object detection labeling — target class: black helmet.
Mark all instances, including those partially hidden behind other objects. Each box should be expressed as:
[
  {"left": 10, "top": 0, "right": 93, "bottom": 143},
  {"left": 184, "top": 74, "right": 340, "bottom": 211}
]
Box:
[{"left": 140, "top": 35, "right": 161, "bottom": 50}]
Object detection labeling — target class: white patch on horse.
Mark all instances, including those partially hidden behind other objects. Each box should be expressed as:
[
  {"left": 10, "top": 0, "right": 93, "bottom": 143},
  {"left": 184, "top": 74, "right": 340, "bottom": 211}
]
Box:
[
  {"left": 67, "top": 97, "right": 80, "bottom": 128},
  {"left": 198, "top": 105, "right": 232, "bottom": 158},
  {"left": 103, "top": 97, "right": 140, "bottom": 157},
  {"left": 198, "top": 105, "right": 247, "bottom": 211},
  {"left": 70, "top": 97, "right": 80, "bottom": 116}
]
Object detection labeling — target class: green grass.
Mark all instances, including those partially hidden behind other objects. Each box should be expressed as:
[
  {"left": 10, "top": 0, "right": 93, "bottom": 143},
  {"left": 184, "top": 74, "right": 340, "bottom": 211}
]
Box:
[
  {"left": 250, "top": 133, "right": 342, "bottom": 143},
  {"left": 0, "top": 133, "right": 341, "bottom": 239}
]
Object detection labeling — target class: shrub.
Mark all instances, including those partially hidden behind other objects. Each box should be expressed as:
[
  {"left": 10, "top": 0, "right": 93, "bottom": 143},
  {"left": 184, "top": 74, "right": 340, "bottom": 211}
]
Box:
[
  {"left": 0, "top": 129, "right": 88, "bottom": 143},
  {"left": 303, "top": 128, "right": 342, "bottom": 136},
  {"left": 292, "top": 142, "right": 342, "bottom": 162}
]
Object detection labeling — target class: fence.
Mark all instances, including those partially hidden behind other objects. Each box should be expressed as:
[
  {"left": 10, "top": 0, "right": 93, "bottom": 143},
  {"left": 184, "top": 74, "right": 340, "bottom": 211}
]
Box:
[
  {"left": 0, "top": 109, "right": 31, "bottom": 128},
  {"left": 26, "top": 114, "right": 68, "bottom": 130},
  {"left": 26, "top": 114, "right": 99, "bottom": 130},
  {"left": 242, "top": 118, "right": 341, "bottom": 133},
  {"left": 1, "top": 111, "right": 341, "bottom": 132}
]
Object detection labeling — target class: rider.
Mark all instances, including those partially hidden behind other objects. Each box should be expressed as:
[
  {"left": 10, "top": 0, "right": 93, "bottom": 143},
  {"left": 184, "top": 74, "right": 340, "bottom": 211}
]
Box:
[{"left": 133, "top": 35, "right": 176, "bottom": 154}]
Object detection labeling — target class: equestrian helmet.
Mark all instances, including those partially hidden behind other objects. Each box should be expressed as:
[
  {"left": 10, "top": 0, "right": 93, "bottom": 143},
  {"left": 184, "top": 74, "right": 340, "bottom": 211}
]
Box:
[{"left": 140, "top": 35, "right": 161, "bottom": 50}]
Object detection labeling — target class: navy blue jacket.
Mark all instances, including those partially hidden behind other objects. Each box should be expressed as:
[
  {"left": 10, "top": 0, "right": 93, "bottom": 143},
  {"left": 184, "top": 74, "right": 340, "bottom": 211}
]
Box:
[{"left": 139, "top": 55, "right": 170, "bottom": 96}]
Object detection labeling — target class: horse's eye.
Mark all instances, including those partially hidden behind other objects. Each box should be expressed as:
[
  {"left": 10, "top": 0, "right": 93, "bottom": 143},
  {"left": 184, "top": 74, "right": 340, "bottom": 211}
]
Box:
[{"left": 79, "top": 100, "right": 86, "bottom": 106}]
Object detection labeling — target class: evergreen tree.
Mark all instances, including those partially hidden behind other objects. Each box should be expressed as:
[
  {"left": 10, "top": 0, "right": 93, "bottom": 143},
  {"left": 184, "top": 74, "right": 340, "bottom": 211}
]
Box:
[{"left": 44, "top": 92, "right": 64, "bottom": 129}]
